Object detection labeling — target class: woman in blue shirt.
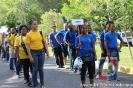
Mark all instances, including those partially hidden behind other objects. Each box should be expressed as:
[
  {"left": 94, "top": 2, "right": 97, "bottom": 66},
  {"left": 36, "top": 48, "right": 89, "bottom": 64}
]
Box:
[{"left": 75, "top": 25, "right": 97, "bottom": 88}]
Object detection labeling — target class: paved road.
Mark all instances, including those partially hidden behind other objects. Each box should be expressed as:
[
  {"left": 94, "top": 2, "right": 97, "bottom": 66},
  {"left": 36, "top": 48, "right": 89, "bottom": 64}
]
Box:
[{"left": 0, "top": 57, "right": 133, "bottom": 88}]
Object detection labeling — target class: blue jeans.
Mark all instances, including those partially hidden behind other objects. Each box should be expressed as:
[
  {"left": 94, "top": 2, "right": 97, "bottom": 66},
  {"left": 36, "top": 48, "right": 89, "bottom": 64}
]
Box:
[
  {"left": 31, "top": 49, "right": 45, "bottom": 87},
  {"left": 1, "top": 47, "right": 6, "bottom": 58},
  {"left": 9, "top": 58, "right": 14, "bottom": 68}
]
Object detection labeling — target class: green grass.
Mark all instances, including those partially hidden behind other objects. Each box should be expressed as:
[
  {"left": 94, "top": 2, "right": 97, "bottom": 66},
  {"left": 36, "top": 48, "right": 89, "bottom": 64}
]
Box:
[{"left": 48, "top": 45, "right": 133, "bottom": 68}]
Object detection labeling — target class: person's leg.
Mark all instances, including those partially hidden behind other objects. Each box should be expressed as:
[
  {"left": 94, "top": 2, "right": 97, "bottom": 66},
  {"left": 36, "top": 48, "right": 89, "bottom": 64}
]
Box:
[
  {"left": 58, "top": 47, "right": 64, "bottom": 67},
  {"left": 31, "top": 51, "right": 39, "bottom": 87},
  {"left": 87, "top": 62, "right": 94, "bottom": 87},
  {"left": 96, "top": 52, "right": 107, "bottom": 78},
  {"left": 21, "top": 59, "right": 32, "bottom": 86},
  {"left": 81, "top": 63, "right": 87, "bottom": 88},
  {"left": 16, "top": 61, "right": 22, "bottom": 77},
  {"left": 1, "top": 47, "right": 6, "bottom": 60},
  {"left": 63, "top": 45, "right": 69, "bottom": 68},
  {"left": 6, "top": 46, "right": 9, "bottom": 61},
  {"left": 53, "top": 47, "right": 60, "bottom": 66},
  {"left": 72, "top": 48, "right": 77, "bottom": 72},
  {"left": 68, "top": 47, "right": 73, "bottom": 69},
  {"left": 38, "top": 50, "right": 45, "bottom": 87}
]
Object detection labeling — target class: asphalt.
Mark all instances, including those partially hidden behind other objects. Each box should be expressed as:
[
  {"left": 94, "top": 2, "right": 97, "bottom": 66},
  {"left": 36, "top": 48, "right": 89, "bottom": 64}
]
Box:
[{"left": 0, "top": 57, "right": 133, "bottom": 88}]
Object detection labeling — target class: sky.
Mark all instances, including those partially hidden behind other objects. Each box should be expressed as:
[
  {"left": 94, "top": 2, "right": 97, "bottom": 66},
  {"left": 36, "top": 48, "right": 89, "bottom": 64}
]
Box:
[{"left": 0, "top": 26, "right": 8, "bottom": 33}]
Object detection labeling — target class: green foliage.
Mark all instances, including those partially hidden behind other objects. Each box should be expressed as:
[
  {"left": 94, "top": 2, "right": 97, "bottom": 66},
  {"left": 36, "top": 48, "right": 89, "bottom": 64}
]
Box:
[
  {"left": 39, "top": 10, "right": 63, "bottom": 35},
  {"left": 0, "top": 0, "right": 43, "bottom": 29},
  {"left": 37, "top": 0, "right": 68, "bottom": 12}
]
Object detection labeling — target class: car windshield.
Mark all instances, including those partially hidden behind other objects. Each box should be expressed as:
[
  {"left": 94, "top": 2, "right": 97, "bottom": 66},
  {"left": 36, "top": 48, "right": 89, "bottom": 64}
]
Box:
[{"left": 122, "top": 32, "right": 131, "bottom": 37}]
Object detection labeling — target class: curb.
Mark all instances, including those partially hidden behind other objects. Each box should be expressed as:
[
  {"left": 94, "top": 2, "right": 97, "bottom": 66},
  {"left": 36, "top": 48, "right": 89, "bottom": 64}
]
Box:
[{"left": 119, "top": 66, "right": 133, "bottom": 75}]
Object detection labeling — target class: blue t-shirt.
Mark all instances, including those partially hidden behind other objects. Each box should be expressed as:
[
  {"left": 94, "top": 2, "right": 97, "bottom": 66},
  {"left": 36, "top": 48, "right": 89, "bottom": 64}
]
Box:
[
  {"left": 104, "top": 32, "right": 122, "bottom": 49},
  {"left": 56, "top": 29, "right": 68, "bottom": 43},
  {"left": 88, "top": 32, "right": 96, "bottom": 42},
  {"left": 50, "top": 32, "right": 60, "bottom": 48},
  {"left": 100, "top": 30, "right": 109, "bottom": 50},
  {"left": 75, "top": 34, "right": 95, "bottom": 57},
  {"left": 65, "top": 30, "right": 77, "bottom": 47}
]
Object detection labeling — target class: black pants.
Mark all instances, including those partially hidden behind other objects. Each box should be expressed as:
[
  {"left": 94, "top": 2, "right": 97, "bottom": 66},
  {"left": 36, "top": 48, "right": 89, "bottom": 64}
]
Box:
[
  {"left": 20, "top": 59, "right": 32, "bottom": 82},
  {"left": 69, "top": 47, "right": 77, "bottom": 69},
  {"left": 81, "top": 60, "right": 94, "bottom": 81},
  {"left": 53, "top": 47, "right": 64, "bottom": 66},
  {"left": 61, "top": 44, "right": 68, "bottom": 57}
]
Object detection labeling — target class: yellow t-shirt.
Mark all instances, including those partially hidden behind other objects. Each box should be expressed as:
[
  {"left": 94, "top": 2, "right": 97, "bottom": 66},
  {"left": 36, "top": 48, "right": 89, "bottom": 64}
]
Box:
[
  {"left": 25, "top": 31, "right": 46, "bottom": 50},
  {"left": 9, "top": 34, "right": 19, "bottom": 49},
  {"left": 0, "top": 34, "right": 2, "bottom": 46},
  {"left": 14, "top": 36, "right": 29, "bottom": 59}
]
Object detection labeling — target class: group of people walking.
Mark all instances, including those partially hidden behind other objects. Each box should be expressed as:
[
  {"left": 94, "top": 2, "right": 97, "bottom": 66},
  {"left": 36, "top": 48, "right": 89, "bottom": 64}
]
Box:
[{"left": 0, "top": 20, "right": 123, "bottom": 88}]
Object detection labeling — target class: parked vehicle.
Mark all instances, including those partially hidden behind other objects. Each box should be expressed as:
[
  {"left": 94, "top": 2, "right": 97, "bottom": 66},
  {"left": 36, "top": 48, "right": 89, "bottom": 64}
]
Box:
[{"left": 117, "top": 31, "right": 133, "bottom": 46}]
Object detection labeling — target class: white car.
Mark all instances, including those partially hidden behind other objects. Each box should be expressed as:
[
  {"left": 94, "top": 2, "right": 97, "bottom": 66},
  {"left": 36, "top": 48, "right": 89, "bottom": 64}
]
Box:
[{"left": 117, "top": 31, "right": 133, "bottom": 46}]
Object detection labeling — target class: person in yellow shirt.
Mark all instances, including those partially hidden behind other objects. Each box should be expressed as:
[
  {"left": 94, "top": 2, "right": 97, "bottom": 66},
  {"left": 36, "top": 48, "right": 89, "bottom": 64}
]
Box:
[
  {"left": 0, "top": 33, "right": 3, "bottom": 55},
  {"left": 15, "top": 25, "right": 32, "bottom": 87},
  {"left": 25, "top": 20, "right": 49, "bottom": 88},
  {"left": 7, "top": 28, "right": 17, "bottom": 70}
]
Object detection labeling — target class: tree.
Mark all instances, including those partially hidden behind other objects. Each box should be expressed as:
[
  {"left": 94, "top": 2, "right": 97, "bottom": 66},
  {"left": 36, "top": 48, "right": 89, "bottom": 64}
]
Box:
[
  {"left": 39, "top": 10, "right": 63, "bottom": 35},
  {"left": 0, "top": 0, "right": 43, "bottom": 29},
  {"left": 37, "top": 0, "right": 68, "bottom": 12}
]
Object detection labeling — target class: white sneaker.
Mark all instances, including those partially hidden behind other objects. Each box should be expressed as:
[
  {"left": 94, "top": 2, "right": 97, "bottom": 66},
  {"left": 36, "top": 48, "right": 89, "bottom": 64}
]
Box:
[
  {"left": 56, "top": 65, "right": 60, "bottom": 68},
  {"left": 16, "top": 75, "right": 21, "bottom": 79},
  {"left": 2, "top": 58, "right": 5, "bottom": 60},
  {"left": 96, "top": 74, "right": 99, "bottom": 79}
]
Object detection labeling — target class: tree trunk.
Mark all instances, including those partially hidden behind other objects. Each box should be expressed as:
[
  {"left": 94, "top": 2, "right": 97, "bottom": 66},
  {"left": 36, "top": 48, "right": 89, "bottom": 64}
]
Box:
[{"left": 123, "top": 28, "right": 133, "bottom": 60}]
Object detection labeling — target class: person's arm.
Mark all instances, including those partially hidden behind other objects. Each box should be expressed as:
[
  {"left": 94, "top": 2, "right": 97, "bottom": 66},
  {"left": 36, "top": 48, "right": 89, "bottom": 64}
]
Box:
[
  {"left": 25, "top": 34, "right": 34, "bottom": 63},
  {"left": 14, "top": 37, "right": 20, "bottom": 61},
  {"left": 55, "top": 32, "right": 62, "bottom": 45},
  {"left": 92, "top": 45, "right": 97, "bottom": 61},
  {"left": 75, "top": 36, "right": 81, "bottom": 50},
  {"left": 8, "top": 35, "right": 15, "bottom": 48},
  {"left": 104, "top": 34, "right": 110, "bottom": 56},
  {"left": 25, "top": 44, "right": 34, "bottom": 63},
  {"left": 91, "top": 36, "right": 97, "bottom": 61},
  {"left": 64, "top": 32, "right": 70, "bottom": 46},
  {"left": 43, "top": 34, "right": 49, "bottom": 58},
  {"left": 99, "top": 32, "right": 104, "bottom": 53},
  {"left": 117, "top": 34, "right": 123, "bottom": 50},
  {"left": 15, "top": 46, "right": 20, "bottom": 61},
  {"left": 44, "top": 42, "right": 50, "bottom": 58}
]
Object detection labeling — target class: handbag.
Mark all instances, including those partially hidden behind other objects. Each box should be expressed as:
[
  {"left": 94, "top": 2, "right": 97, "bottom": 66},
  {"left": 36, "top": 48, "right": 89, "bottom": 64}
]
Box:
[{"left": 82, "top": 53, "right": 91, "bottom": 62}]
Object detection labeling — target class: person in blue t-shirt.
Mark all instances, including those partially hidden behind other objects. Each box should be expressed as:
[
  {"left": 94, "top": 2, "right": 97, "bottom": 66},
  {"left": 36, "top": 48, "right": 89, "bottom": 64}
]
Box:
[
  {"left": 49, "top": 26, "right": 64, "bottom": 68},
  {"left": 96, "top": 21, "right": 114, "bottom": 79},
  {"left": 87, "top": 25, "right": 97, "bottom": 75},
  {"left": 104, "top": 22, "right": 123, "bottom": 81},
  {"left": 87, "top": 25, "right": 96, "bottom": 42},
  {"left": 55, "top": 23, "right": 69, "bottom": 68},
  {"left": 75, "top": 25, "right": 97, "bottom": 88},
  {"left": 64, "top": 23, "right": 77, "bottom": 72}
]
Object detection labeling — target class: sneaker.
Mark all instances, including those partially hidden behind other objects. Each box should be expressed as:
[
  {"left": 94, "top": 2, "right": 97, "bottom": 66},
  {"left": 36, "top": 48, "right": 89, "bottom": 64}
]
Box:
[
  {"left": 16, "top": 75, "right": 21, "bottom": 79},
  {"left": 27, "top": 83, "right": 32, "bottom": 87},
  {"left": 2, "top": 58, "right": 5, "bottom": 60},
  {"left": 96, "top": 74, "right": 99, "bottom": 79},
  {"left": 60, "top": 65, "right": 65, "bottom": 68},
  {"left": 56, "top": 65, "right": 60, "bottom": 68},
  {"left": 69, "top": 68, "right": 73, "bottom": 71},
  {"left": 65, "top": 66, "right": 70, "bottom": 69},
  {"left": 37, "top": 78, "right": 40, "bottom": 85},
  {"left": 73, "top": 69, "right": 77, "bottom": 73},
  {"left": 10, "top": 67, "right": 15, "bottom": 70}
]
